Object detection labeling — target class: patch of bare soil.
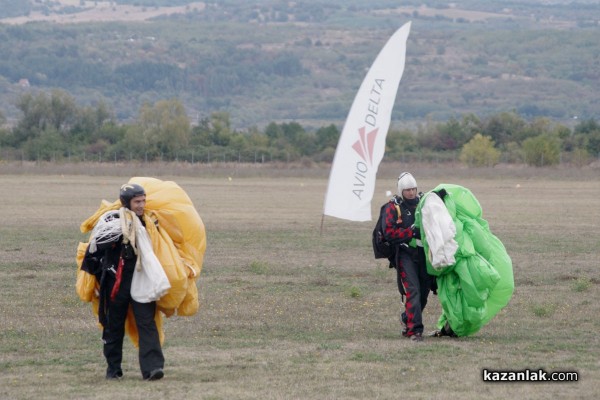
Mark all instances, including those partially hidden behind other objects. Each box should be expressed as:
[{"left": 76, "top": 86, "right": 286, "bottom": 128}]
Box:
[
  {"left": 0, "top": 0, "right": 205, "bottom": 25},
  {"left": 375, "top": 4, "right": 575, "bottom": 28},
  {"left": 373, "top": 5, "right": 515, "bottom": 22}
]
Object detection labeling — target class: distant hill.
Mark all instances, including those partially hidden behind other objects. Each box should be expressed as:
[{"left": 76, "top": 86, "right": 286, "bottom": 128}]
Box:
[{"left": 1, "top": 0, "right": 599, "bottom": 129}]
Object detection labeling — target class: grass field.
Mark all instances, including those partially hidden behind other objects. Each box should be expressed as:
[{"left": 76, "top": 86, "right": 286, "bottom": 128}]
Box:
[{"left": 0, "top": 163, "right": 599, "bottom": 399}]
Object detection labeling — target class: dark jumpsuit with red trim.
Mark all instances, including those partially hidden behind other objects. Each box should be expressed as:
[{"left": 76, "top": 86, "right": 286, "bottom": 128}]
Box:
[{"left": 382, "top": 196, "right": 432, "bottom": 337}]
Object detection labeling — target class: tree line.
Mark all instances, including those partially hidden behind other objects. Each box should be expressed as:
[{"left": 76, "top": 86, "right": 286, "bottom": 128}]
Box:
[{"left": 1, "top": 90, "right": 598, "bottom": 167}]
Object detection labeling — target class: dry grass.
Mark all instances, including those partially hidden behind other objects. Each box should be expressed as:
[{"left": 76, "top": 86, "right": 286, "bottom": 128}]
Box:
[{"left": 0, "top": 164, "right": 599, "bottom": 399}]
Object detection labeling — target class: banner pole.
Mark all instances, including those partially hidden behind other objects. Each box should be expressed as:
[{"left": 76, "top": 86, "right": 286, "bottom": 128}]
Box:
[{"left": 319, "top": 214, "right": 325, "bottom": 236}]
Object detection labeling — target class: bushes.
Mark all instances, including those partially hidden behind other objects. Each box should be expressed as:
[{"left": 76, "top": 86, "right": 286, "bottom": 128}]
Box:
[
  {"left": 2, "top": 90, "right": 598, "bottom": 166},
  {"left": 522, "top": 134, "right": 561, "bottom": 166},
  {"left": 459, "top": 134, "right": 500, "bottom": 167}
]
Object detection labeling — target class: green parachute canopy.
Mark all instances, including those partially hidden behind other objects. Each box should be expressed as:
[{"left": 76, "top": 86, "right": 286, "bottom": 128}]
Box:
[{"left": 416, "top": 184, "right": 514, "bottom": 337}]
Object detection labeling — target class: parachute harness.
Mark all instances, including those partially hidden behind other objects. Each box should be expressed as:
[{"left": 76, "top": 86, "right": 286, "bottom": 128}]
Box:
[
  {"left": 108, "top": 208, "right": 141, "bottom": 301},
  {"left": 119, "top": 207, "right": 141, "bottom": 270}
]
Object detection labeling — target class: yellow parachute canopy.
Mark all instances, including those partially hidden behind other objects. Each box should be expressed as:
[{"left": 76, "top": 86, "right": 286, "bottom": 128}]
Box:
[{"left": 76, "top": 177, "right": 206, "bottom": 346}]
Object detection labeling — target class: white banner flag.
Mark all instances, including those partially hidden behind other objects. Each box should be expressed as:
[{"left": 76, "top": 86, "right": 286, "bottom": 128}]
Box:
[{"left": 323, "top": 22, "right": 411, "bottom": 221}]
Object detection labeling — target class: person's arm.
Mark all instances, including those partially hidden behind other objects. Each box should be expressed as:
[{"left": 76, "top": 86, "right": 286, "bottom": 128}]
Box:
[
  {"left": 382, "top": 203, "right": 418, "bottom": 244},
  {"left": 81, "top": 244, "right": 102, "bottom": 276}
]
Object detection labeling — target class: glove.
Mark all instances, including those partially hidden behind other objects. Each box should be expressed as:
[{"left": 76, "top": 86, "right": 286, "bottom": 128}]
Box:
[{"left": 411, "top": 225, "right": 421, "bottom": 239}]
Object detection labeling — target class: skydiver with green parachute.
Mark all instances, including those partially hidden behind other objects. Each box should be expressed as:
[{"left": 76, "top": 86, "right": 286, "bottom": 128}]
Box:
[{"left": 415, "top": 184, "right": 514, "bottom": 337}]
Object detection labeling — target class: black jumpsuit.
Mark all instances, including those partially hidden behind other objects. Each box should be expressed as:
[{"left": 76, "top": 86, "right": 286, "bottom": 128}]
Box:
[
  {"left": 82, "top": 215, "right": 164, "bottom": 379},
  {"left": 382, "top": 196, "right": 432, "bottom": 337}
]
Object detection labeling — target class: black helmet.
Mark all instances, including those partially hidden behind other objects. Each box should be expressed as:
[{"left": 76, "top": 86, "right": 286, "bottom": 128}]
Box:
[{"left": 119, "top": 183, "right": 146, "bottom": 208}]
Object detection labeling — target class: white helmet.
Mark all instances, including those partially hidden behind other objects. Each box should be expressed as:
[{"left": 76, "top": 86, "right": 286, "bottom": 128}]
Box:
[{"left": 397, "top": 172, "right": 417, "bottom": 199}]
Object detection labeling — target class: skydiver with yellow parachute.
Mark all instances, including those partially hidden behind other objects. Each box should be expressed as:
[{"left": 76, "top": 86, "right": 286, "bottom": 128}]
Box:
[{"left": 76, "top": 178, "right": 206, "bottom": 381}]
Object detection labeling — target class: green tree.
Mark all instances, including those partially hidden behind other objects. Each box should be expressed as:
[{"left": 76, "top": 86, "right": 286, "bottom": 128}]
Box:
[
  {"left": 122, "top": 124, "right": 149, "bottom": 159},
  {"left": 125, "top": 98, "right": 191, "bottom": 159},
  {"left": 416, "top": 116, "right": 476, "bottom": 151},
  {"left": 208, "top": 111, "right": 233, "bottom": 147},
  {"left": 71, "top": 101, "right": 115, "bottom": 143},
  {"left": 22, "top": 128, "right": 67, "bottom": 161},
  {"left": 574, "top": 118, "right": 600, "bottom": 155},
  {"left": 0, "top": 110, "right": 8, "bottom": 153},
  {"left": 48, "top": 89, "right": 78, "bottom": 135},
  {"left": 502, "top": 142, "right": 524, "bottom": 163},
  {"left": 574, "top": 118, "right": 599, "bottom": 135},
  {"left": 481, "top": 111, "right": 527, "bottom": 146},
  {"left": 586, "top": 131, "right": 600, "bottom": 155},
  {"left": 12, "top": 90, "right": 78, "bottom": 142},
  {"left": 386, "top": 129, "right": 418, "bottom": 157},
  {"left": 265, "top": 122, "right": 283, "bottom": 142},
  {"left": 11, "top": 90, "right": 80, "bottom": 158},
  {"left": 459, "top": 133, "right": 501, "bottom": 167},
  {"left": 246, "top": 126, "right": 269, "bottom": 148},
  {"left": 190, "top": 117, "right": 211, "bottom": 147},
  {"left": 522, "top": 134, "right": 561, "bottom": 166},
  {"left": 520, "top": 117, "right": 554, "bottom": 143},
  {"left": 280, "top": 122, "right": 314, "bottom": 156},
  {"left": 315, "top": 124, "right": 339, "bottom": 151}
]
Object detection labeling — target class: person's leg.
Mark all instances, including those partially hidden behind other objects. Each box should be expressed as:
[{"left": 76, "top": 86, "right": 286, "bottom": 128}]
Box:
[
  {"left": 398, "top": 251, "right": 423, "bottom": 338},
  {"left": 416, "top": 248, "right": 431, "bottom": 313},
  {"left": 395, "top": 264, "right": 409, "bottom": 337},
  {"left": 102, "top": 289, "right": 129, "bottom": 379},
  {"left": 131, "top": 300, "right": 164, "bottom": 380}
]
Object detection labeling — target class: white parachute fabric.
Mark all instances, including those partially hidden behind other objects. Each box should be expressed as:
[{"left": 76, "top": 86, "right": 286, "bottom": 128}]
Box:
[
  {"left": 420, "top": 193, "right": 458, "bottom": 269},
  {"left": 417, "top": 184, "right": 514, "bottom": 337},
  {"left": 88, "top": 210, "right": 122, "bottom": 254},
  {"left": 122, "top": 209, "right": 171, "bottom": 303}
]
